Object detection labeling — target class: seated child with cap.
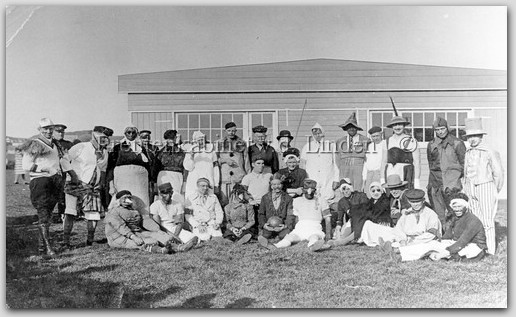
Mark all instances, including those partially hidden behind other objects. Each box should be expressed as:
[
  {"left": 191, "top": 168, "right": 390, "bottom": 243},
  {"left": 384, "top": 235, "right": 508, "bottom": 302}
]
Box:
[
  {"left": 105, "top": 190, "right": 196, "bottom": 254},
  {"left": 258, "top": 179, "right": 332, "bottom": 252},
  {"left": 394, "top": 192, "right": 487, "bottom": 262},
  {"left": 149, "top": 182, "right": 198, "bottom": 247},
  {"left": 222, "top": 183, "right": 255, "bottom": 245},
  {"left": 359, "top": 189, "right": 442, "bottom": 249},
  {"left": 184, "top": 177, "right": 224, "bottom": 241}
]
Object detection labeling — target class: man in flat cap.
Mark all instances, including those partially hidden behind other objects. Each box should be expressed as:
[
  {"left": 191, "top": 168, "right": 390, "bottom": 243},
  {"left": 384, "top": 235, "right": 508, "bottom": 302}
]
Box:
[
  {"left": 217, "top": 121, "right": 250, "bottom": 206},
  {"left": 93, "top": 126, "right": 115, "bottom": 210},
  {"left": 362, "top": 126, "right": 387, "bottom": 195},
  {"left": 105, "top": 190, "right": 195, "bottom": 254},
  {"left": 336, "top": 113, "right": 369, "bottom": 191},
  {"left": 426, "top": 117, "right": 466, "bottom": 234},
  {"left": 258, "top": 179, "right": 332, "bottom": 252},
  {"left": 150, "top": 182, "right": 198, "bottom": 246},
  {"left": 52, "top": 124, "right": 74, "bottom": 223},
  {"left": 247, "top": 125, "right": 279, "bottom": 175},
  {"left": 61, "top": 125, "right": 111, "bottom": 249},
  {"left": 20, "top": 118, "right": 76, "bottom": 257}
]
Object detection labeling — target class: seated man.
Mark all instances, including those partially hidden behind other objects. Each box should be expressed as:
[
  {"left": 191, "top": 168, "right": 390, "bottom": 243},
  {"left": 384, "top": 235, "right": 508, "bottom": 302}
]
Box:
[
  {"left": 258, "top": 179, "right": 332, "bottom": 252},
  {"left": 223, "top": 183, "right": 255, "bottom": 244},
  {"left": 184, "top": 177, "right": 224, "bottom": 241},
  {"left": 395, "top": 192, "right": 487, "bottom": 262},
  {"left": 332, "top": 178, "right": 369, "bottom": 239},
  {"left": 360, "top": 189, "right": 442, "bottom": 248},
  {"left": 104, "top": 190, "right": 195, "bottom": 254},
  {"left": 150, "top": 182, "right": 198, "bottom": 246},
  {"left": 383, "top": 174, "right": 410, "bottom": 226},
  {"left": 274, "top": 147, "right": 307, "bottom": 198},
  {"left": 257, "top": 176, "right": 295, "bottom": 242}
]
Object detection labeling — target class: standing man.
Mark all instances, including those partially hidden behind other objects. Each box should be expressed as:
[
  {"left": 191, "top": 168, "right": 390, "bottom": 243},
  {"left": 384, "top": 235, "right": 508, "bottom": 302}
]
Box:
[
  {"left": 336, "top": 113, "right": 369, "bottom": 191},
  {"left": 21, "top": 118, "right": 77, "bottom": 257},
  {"left": 217, "top": 122, "right": 250, "bottom": 206},
  {"left": 96, "top": 126, "right": 114, "bottom": 211},
  {"left": 463, "top": 117, "right": 504, "bottom": 255},
  {"left": 426, "top": 117, "right": 466, "bottom": 232},
  {"left": 362, "top": 126, "right": 387, "bottom": 194},
  {"left": 300, "top": 122, "right": 339, "bottom": 202},
  {"left": 139, "top": 130, "right": 159, "bottom": 204},
  {"left": 62, "top": 126, "right": 110, "bottom": 248},
  {"left": 275, "top": 130, "right": 294, "bottom": 170},
  {"left": 155, "top": 129, "right": 186, "bottom": 204},
  {"left": 247, "top": 125, "right": 279, "bottom": 175},
  {"left": 53, "top": 124, "right": 74, "bottom": 223}
]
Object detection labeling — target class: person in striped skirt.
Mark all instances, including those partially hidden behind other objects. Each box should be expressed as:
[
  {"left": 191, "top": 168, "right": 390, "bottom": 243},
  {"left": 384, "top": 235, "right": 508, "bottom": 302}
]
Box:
[
  {"left": 463, "top": 118, "right": 504, "bottom": 255},
  {"left": 14, "top": 147, "right": 29, "bottom": 184}
]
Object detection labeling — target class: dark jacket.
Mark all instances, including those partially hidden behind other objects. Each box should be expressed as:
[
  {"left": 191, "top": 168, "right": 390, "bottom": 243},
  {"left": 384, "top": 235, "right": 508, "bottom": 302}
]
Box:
[
  {"left": 442, "top": 212, "right": 487, "bottom": 254},
  {"left": 427, "top": 133, "right": 466, "bottom": 191},
  {"left": 258, "top": 191, "right": 294, "bottom": 230}
]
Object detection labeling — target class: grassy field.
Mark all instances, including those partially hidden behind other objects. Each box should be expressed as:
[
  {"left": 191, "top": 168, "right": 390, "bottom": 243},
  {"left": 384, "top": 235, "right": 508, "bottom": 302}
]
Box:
[{"left": 4, "top": 170, "right": 507, "bottom": 308}]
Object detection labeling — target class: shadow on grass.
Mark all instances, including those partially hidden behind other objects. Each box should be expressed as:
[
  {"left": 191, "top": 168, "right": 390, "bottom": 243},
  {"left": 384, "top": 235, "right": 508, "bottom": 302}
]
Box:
[
  {"left": 224, "top": 297, "right": 257, "bottom": 308},
  {"left": 123, "top": 285, "right": 182, "bottom": 308},
  {"left": 167, "top": 293, "right": 217, "bottom": 308}
]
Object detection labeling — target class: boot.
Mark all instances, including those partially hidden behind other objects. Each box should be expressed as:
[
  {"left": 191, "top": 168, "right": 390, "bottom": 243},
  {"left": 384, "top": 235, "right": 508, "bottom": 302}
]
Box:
[
  {"left": 37, "top": 232, "right": 46, "bottom": 254},
  {"left": 38, "top": 224, "right": 56, "bottom": 257},
  {"left": 61, "top": 214, "right": 75, "bottom": 250},
  {"left": 86, "top": 220, "right": 97, "bottom": 246},
  {"left": 143, "top": 244, "right": 168, "bottom": 254}
]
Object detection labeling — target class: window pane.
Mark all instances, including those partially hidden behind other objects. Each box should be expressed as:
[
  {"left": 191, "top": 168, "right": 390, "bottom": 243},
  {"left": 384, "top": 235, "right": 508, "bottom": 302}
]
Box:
[
  {"left": 383, "top": 113, "right": 393, "bottom": 127},
  {"left": 413, "top": 113, "right": 423, "bottom": 126},
  {"left": 372, "top": 113, "right": 382, "bottom": 127},
  {"left": 211, "top": 114, "right": 221, "bottom": 129},
  {"left": 233, "top": 114, "right": 244, "bottom": 127},
  {"left": 201, "top": 129, "right": 210, "bottom": 141},
  {"left": 425, "top": 113, "right": 434, "bottom": 126},
  {"left": 404, "top": 128, "right": 413, "bottom": 136},
  {"left": 252, "top": 113, "right": 262, "bottom": 128},
  {"left": 200, "top": 114, "right": 210, "bottom": 129},
  {"left": 177, "top": 129, "right": 188, "bottom": 142},
  {"left": 263, "top": 113, "right": 273, "bottom": 128},
  {"left": 177, "top": 114, "right": 188, "bottom": 129},
  {"left": 458, "top": 112, "right": 467, "bottom": 126},
  {"left": 425, "top": 128, "right": 434, "bottom": 142},
  {"left": 189, "top": 114, "right": 199, "bottom": 129},
  {"left": 211, "top": 130, "right": 221, "bottom": 143},
  {"left": 447, "top": 112, "right": 457, "bottom": 126},
  {"left": 222, "top": 114, "right": 233, "bottom": 127},
  {"left": 237, "top": 128, "right": 244, "bottom": 139},
  {"left": 413, "top": 128, "right": 424, "bottom": 142}
]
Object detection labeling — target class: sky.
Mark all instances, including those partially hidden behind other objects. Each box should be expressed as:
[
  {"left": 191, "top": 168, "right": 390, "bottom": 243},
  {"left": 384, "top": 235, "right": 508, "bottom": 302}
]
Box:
[{"left": 4, "top": 3, "right": 508, "bottom": 138}]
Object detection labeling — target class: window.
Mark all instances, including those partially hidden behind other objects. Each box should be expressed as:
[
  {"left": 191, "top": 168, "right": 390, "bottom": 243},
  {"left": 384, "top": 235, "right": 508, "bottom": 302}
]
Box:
[
  {"left": 176, "top": 112, "right": 276, "bottom": 143},
  {"left": 370, "top": 110, "right": 469, "bottom": 142}
]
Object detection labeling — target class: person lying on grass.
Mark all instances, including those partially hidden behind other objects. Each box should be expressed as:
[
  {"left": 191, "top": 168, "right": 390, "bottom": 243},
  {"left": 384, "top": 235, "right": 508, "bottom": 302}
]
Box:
[
  {"left": 104, "top": 190, "right": 196, "bottom": 254},
  {"left": 184, "top": 177, "right": 224, "bottom": 241},
  {"left": 257, "top": 176, "right": 295, "bottom": 243},
  {"left": 328, "top": 181, "right": 391, "bottom": 247},
  {"left": 390, "top": 192, "right": 487, "bottom": 262},
  {"left": 258, "top": 179, "right": 332, "bottom": 252},
  {"left": 222, "top": 183, "right": 255, "bottom": 245},
  {"left": 358, "top": 189, "right": 442, "bottom": 249},
  {"left": 150, "top": 182, "right": 199, "bottom": 247}
]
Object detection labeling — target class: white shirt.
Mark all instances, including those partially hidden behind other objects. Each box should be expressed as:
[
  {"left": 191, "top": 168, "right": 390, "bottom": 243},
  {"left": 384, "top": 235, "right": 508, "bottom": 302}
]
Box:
[
  {"left": 293, "top": 196, "right": 331, "bottom": 222},
  {"left": 67, "top": 141, "right": 108, "bottom": 184},
  {"left": 241, "top": 172, "right": 272, "bottom": 204},
  {"left": 150, "top": 199, "right": 184, "bottom": 233},
  {"left": 364, "top": 140, "right": 386, "bottom": 171},
  {"left": 301, "top": 139, "right": 339, "bottom": 198},
  {"left": 184, "top": 192, "right": 224, "bottom": 226}
]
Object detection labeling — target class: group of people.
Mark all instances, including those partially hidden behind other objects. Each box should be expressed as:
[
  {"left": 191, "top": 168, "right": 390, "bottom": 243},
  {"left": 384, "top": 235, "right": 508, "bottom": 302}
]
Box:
[{"left": 19, "top": 110, "right": 504, "bottom": 262}]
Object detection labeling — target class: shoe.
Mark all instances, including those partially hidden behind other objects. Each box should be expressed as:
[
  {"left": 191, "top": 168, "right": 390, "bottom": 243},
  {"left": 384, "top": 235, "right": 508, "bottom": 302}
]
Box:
[
  {"left": 258, "top": 236, "right": 276, "bottom": 250},
  {"left": 320, "top": 243, "right": 332, "bottom": 251},
  {"left": 381, "top": 241, "right": 393, "bottom": 253},
  {"left": 327, "top": 240, "right": 335, "bottom": 247},
  {"left": 86, "top": 240, "right": 93, "bottom": 246},
  {"left": 308, "top": 239, "right": 325, "bottom": 252},
  {"left": 236, "top": 233, "right": 252, "bottom": 245},
  {"left": 177, "top": 236, "right": 198, "bottom": 252}
]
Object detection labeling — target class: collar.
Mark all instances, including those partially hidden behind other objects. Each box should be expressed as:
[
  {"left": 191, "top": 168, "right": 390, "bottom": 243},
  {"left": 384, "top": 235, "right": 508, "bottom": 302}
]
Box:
[
  {"left": 467, "top": 143, "right": 489, "bottom": 152},
  {"left": 37, "top": 135, "right": 54, "bottom": 148},
  {"left": 435, "top": 134, "right": 454, "bottom": 148}
]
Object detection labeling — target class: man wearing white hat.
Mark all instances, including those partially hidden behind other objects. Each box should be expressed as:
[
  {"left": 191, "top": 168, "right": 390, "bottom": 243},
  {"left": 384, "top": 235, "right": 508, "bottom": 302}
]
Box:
[
  {"left": 463, "top": 117, "right": 504, "bottom": 255},
  {"left": 20, "top": 118, "right": 76, "bottom": 257},
  {"left": 61, "top": 126, "right": 111, "bottom": 249}
]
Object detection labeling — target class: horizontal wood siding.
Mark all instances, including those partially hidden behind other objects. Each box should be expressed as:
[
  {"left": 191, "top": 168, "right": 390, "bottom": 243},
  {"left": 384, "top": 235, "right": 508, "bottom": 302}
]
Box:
[
  {"left": 119, "top": 59, "right": 506, "bottom": 93},
  {"left": 131, "top": 112, "right": 174, "bottom": 143}
]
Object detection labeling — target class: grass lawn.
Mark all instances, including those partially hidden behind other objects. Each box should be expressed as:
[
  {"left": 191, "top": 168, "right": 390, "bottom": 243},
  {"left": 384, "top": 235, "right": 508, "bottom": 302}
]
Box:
[{"left": 4, "top": 170, "right": 507, "bottom": 308}]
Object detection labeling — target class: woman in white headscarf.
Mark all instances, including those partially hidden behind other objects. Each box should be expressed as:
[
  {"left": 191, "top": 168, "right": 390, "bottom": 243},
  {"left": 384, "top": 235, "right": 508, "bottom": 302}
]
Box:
[
  {"left": 107, "top": 125, "right": 151, "bottom": 214},
  {"left": 300, "top": 122, "right": 340, "bottom": 202},
  {"left": 183, "top": 131, "right": 220, "bottom": 201}
]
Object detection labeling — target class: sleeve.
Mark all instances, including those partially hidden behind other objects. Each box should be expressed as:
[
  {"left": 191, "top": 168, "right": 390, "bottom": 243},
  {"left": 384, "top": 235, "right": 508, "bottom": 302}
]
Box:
[
  {"left": 257, "top": 198, "right": 267, "bottom": 229},
  {"left": 331, "top": 143, "right": 340, "bottom": 182},
  {"left": 213, "top": 199, "right": 224, "bottom": 225},
  {"left": 212, "top": 152, "right": 220, "bottom": 187},
  {"left": 241, "top": 174, "right": 250, "bottom": 187},
  {"left": 106, "top": 210, "right": 133, "bottom": 238},
  {"left": 285, "top": 197, "right": 295, "bottom": 230},
  {"left": 336, "top": 198, "right": 349, "bottom": 226},
  {"left": 173, "top": 203, "right": 185, "bottom": 223},
  {"left": 271, "top": 149, "right": 279, "bottom": 175},
  {"left": 149, "top": 201, "right": 159, "bottom": 216},
  {"left": 183, "top": 152, "right": 195, "bottom": 171},
  {"left": 455, "top": 140, "right": 467, "bottom": 177},
  {"left": 242, "top": 143, "right": 251, "bottom": 174},
  {"left": 490, "top": 150, "right": 505, "bottom": 192},
  {"left": 22, "top": 152, "right": 37, "bottom": 172},
  {"left": 224, "top": 205, "right": 233, "bottom": 228},
  {"left": 245, "top": 204, "right": 255, "bottom": 229}
]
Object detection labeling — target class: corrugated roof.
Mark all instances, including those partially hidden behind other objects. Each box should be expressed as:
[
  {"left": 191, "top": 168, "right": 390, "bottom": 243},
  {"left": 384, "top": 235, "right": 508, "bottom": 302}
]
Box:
[{"left": 118, "top": 58, "right": 507, "bottom": 93}]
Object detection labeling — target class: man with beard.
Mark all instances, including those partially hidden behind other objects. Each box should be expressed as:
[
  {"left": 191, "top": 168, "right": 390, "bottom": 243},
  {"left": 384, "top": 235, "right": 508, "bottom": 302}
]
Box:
[
  {"left": 258, "top": 179, "right": 332, "bottom": 252},
  {"left": 426, "top": 117, "right": 466, "bottom": 233}
]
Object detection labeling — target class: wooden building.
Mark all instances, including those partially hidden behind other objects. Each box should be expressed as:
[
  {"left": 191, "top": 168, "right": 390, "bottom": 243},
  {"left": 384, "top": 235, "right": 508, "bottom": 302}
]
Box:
[{"left": 118, "top": 58, "right": 507, "bottom": 198}]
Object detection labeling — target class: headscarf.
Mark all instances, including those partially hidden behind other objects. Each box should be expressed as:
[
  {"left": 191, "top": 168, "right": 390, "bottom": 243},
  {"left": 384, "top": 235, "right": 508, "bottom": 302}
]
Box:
[
  {"left": 121, "top": 125, "right": 148, "bottom": 162},
  {"left": 369, "top": 181, "right": 385, "bottom": 195}
]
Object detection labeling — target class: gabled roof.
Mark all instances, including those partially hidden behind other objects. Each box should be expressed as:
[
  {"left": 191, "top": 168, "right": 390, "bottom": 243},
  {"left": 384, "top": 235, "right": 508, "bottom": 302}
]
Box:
[{"left": 119, "top": 58, "right": 507, "bottom": 93}]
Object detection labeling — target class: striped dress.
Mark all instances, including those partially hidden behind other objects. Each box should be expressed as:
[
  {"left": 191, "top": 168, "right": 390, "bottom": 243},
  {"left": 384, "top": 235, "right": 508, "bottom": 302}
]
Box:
[{"left": 14, "top": 151, "right": 25, "bottom": 175}]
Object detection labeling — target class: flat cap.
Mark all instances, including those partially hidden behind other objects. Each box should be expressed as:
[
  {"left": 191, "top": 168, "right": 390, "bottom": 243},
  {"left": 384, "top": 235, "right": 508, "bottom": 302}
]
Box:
[
  {"left": 252, "top": 125, "right": 267, "bottom": 133},
  {"left": 405, "top": 189, "right": 426, "bottom": 202},
  {"left": 158, "top": 182, "right": 173, "bottom": 193}
]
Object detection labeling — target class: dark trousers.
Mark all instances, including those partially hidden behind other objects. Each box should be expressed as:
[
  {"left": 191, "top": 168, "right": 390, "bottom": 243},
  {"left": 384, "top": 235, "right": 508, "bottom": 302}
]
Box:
[
  {"left": 261, "top": 228, "right": 290, "bottom": 240},
  {"left": 56, "top": 174, "right": 66, "bottom": 214},
  {"left": 30, "top": 175, "right": 61, "bottom": 225},
  {"left": 223, "top": 227, "right": 255, "bottom": 241}
]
